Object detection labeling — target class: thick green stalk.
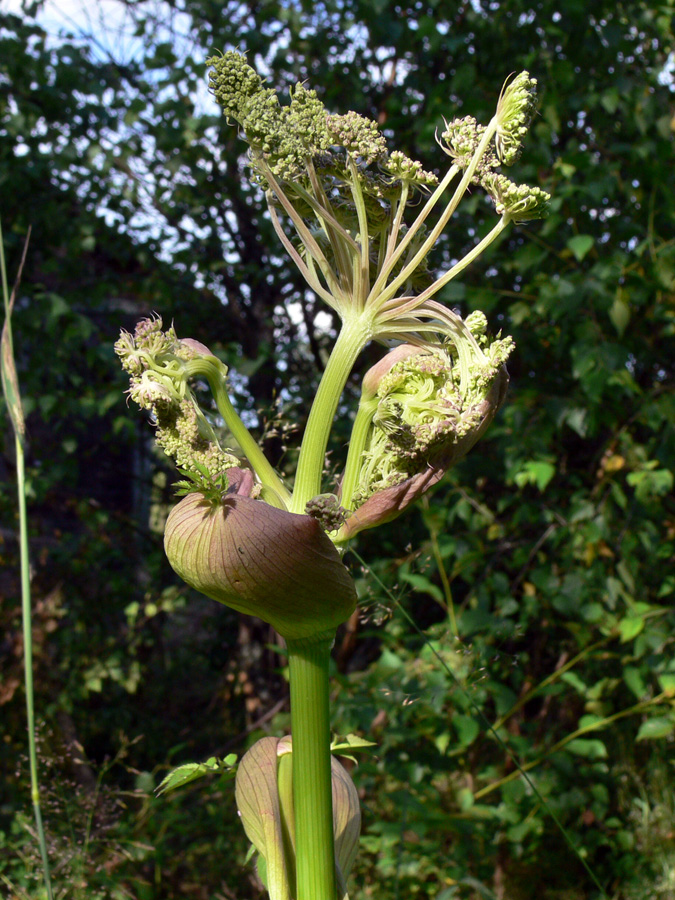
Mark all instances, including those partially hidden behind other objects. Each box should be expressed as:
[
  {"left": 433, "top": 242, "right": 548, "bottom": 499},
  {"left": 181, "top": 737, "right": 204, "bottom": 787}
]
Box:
[
  {"left": 287, "top": 633, "right": 336, "bottom": 900},
  {"left": 290, "top": 317, "right": 371, "bottom": 513}
]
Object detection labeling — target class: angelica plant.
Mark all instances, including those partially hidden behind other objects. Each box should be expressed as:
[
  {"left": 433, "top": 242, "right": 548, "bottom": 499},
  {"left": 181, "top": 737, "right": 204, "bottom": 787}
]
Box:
[{"left": 116, "top": 54, "right": 548, "bottom": 900}]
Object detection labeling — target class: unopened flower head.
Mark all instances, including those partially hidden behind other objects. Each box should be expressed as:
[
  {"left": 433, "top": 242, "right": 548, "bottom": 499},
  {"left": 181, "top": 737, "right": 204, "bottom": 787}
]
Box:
[
  {"left": 440, "top": 116, "right": 497, "bottom": 174},
  {"left": 334, "top": 331, "right": 512, "bottom": 540},
  {"left": 495, "top": 71, "right": 538, "bottom": 166},
  {"left": 305, "top": 493, "right": 349, "bottom": 532},
  {"left": 206, "top": 53, "right": 442, "bottom": 288},
  {"left": 326, "top": 111, "right": 387, "bottom": 164},
  {"left": 382, "top": 151, "right": 439, "bottom": 190},
  {"left": 206, "top": 49, "right": 265, "bottom": 122},
  {"left": 483, "top": 172, "right": 551, "bottom": 222},
  {"left": 352, "top": 332, "right": 513, "bottom": 505}
]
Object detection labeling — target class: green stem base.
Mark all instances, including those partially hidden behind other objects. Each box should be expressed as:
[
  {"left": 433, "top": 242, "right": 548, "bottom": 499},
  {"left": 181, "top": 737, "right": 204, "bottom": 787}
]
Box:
[{"left": 287, "top": 633, "right": 336, "bottom": 900}]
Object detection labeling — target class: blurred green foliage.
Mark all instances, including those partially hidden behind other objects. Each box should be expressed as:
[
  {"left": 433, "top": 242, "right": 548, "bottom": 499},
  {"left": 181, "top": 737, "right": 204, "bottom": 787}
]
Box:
[{"left": 1, "top": 0, "right": 674, "bottom": 898}]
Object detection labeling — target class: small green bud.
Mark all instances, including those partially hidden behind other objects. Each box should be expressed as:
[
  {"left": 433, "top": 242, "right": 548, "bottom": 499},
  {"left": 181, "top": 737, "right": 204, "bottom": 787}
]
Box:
[
  {"left": 127, "top": 370, "right": 175, "bottom": 410},
  {"left": 464, "top": 310, "right": 488, "bottom": 337},
  {"left": 440, "top": 116, "right": 490, "bottom": 168},
  {"left": 305, "top": 493, "right": 349, "bottom": 533},
  {"left": 382, "top": 150, "right": 438, "bottom": 190}
]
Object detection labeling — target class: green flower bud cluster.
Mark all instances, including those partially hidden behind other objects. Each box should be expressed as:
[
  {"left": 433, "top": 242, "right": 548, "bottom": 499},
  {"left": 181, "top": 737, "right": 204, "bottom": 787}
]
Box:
[
  {"left": 495, "top": 71, "right": 538, "bottom": 166},
  {"left": 439, "top": 73, "right": 549, "bottom": 223},
  {"left": 381, "top": 150, "right": 439, "bottom": 190},
  {"left": 304, "top": 493, "right": 348, "bottom": 532},
  {"left": 482, "top": 172, "right": 551, "bottom": 222},
  {"left": 115, "top": 317, "right": 239, "bottom": 482},
  {"left": 440, "top": 115, "right": 497, "bottom": 171},
  {"left": 326, "top": 111, "right": 387, "bottom": 164},
  {"left": 154, "top": 398, "right": 238, "bottom": 477},
  {"left": 208, "top": 53, "right": 328, "bottom": 180},
  {"left": 207, "top": 51, "right": 437, "bottom": 240},
  {"left": 206, "top": 49, "right": 265, "bottom": 121},
  {"left": 245, "top": 83, "right": 334, "bottom": 182},
  {"left": 354, "top": 335, "right": 513, "bottom": 503}
]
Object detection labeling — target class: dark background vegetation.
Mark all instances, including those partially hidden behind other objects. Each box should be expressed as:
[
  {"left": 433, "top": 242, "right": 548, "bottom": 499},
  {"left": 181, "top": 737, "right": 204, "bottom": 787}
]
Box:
[{"left": 1, "top": 0, "right": 674, "bottom": 897}]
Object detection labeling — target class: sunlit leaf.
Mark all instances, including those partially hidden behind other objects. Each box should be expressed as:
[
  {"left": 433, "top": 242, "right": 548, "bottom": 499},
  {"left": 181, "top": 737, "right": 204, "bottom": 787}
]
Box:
[
  {"left": 636, "top": 718, "right": 674, "bottom": 741},
  {"left": 155, "top": 755, "right": 237, "bottom": 796}
]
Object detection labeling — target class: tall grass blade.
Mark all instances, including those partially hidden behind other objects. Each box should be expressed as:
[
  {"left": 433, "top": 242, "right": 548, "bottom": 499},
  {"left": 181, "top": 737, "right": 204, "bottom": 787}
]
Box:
[{"left": 0, "top": 222, "right": 54, "bottom": 900}]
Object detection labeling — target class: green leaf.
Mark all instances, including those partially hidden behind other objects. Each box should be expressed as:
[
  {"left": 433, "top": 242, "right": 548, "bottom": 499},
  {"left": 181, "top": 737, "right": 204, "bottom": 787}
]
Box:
[
  {"left": 457, "top": 787, "right": 474, "bottom": 811},
  {"left": 657, "top": 576, "right": 675, "bottom": 598},
  {"left": 600, "top": 88, "right": 620, "bottom": 114},
  {"left": 618, "top": 616, "right": 645, "bottom": 643},
  {"left": 434, "top": 731, "right": 451, "bottom": 755},
  {"left": 331, "top": 733, "right": 377, "bottom": 762},
  {"left": 623, "top": 666, "right": 647, "bottom": 700},
  {"left": 565, "top": 738, "right": 607, "bottom": 759},
  {"left": 636, "top": 718, "right": 674, "bottom": 741},
  {"left": 399, "top": 572, "right": 444, "bottom": 602},
  {"left": 155, "top": 755, "right": 237, "bottom": 796},
  {"left": 567, "top": 234, "right": 594, "bottom": 262},
  {"left": 627, "top": 467, "right": 674, "bottom": 502},
  {"left": 453, "top": 714, "right": 480, "bottom": 747},
  {"left": 513, "top": 460, "right": 556, "bottom": 491},
  {"left": 657, "top": 674, "right": 675, "bottom": 696},
  {"left": 609, "top": 290, "right": 631, "bottom": 336}
]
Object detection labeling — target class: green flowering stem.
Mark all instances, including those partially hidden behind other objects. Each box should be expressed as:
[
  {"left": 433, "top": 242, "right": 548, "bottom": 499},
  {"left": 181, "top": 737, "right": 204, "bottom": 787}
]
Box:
[
  {"left": 384, "top": 181, "right": 410, "bottom": 260},
  {"left": 366, "top": 162, "right": 460, "bottom": 306},
  {"left": 286, "top": 633, "right": 336, "bottom": 900},
  {"left": 347, "top": 156, "right": 372, "bottom": 306},
  {"left": 338, "top": 397, "right": 378, "bottom": 514},
  {"left": 305, "top": 159, "right": 357, "bottom": 294},
  {"left": 17, "top": 437, "right": 54, "bottom": 900},
  {"left": 268, "top": 205, "right": 340, "bottom": 310},
  {"left": 186, "top": 359, "right": 291, "bottom": 506},
  {"left": 290, "top": 317, "right": 371, "bottom": 513},
  {"left": 413, "top": 214, "right": 510, "bottom": 306},
  {"left": 262, "top": 165, "right": 347, "bottom": 307},
  {"left": 371, "top": 121, "right": 499, "bottom": 310}
]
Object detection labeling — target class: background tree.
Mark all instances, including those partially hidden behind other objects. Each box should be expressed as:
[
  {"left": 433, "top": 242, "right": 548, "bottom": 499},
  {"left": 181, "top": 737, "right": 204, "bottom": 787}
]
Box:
[{"left": 1, "top": 1, "right": 674, "bottom": 898}]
